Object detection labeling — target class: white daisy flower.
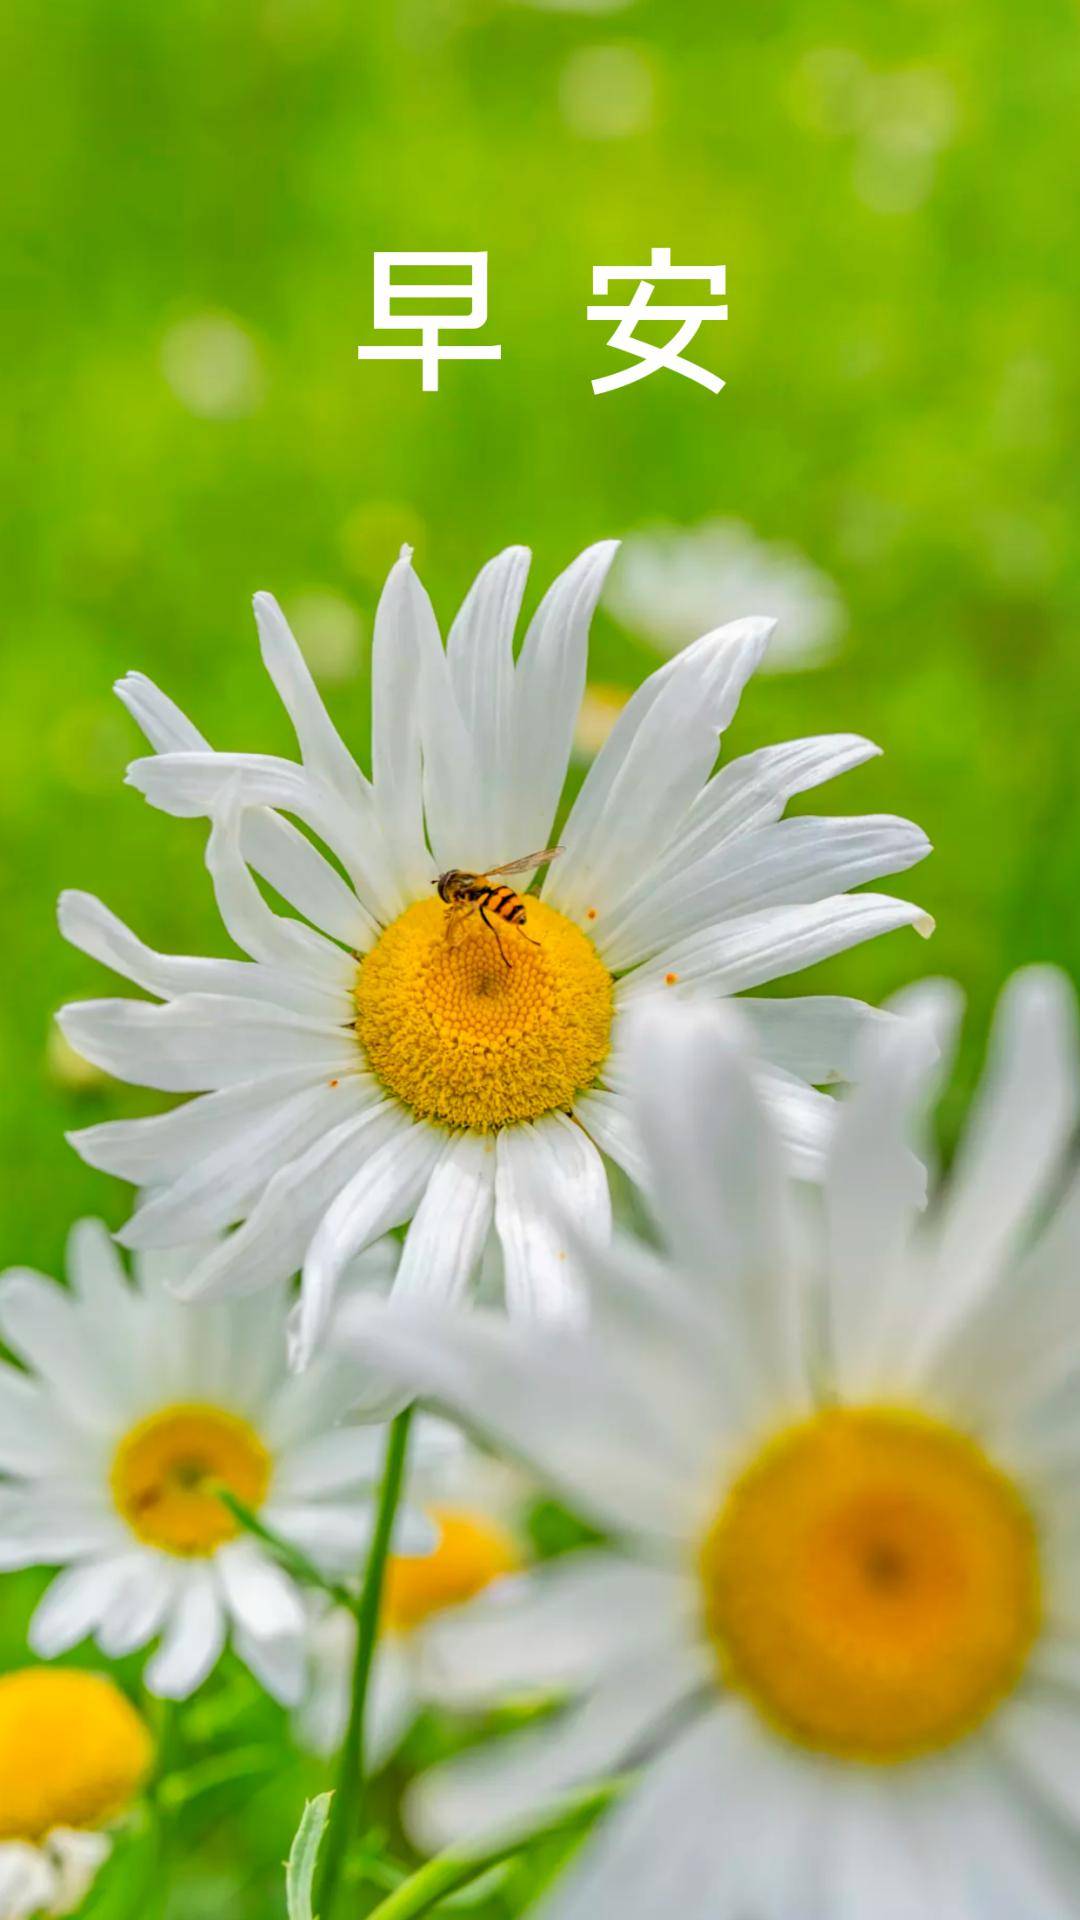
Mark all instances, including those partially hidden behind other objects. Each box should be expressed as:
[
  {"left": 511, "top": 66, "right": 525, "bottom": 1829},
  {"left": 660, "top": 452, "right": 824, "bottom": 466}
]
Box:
[
  {"left": 607, "top": 518, "right": 847, "bottom": 670},
  {"left": 0, "top": 1225, "right": 426, "bottom": 1702},
  {"left": 0, "top": 1667, "right": 150, "bottom": 1918},
  {"left": 58, "top": 542, "right": 931, "bottom": 1365},
  {"left": 346, "top": 971, "right": 1080, "bottom": 1919},
  {"left": 297, "top": 1420, "right": 527, "bottom": 1765}
]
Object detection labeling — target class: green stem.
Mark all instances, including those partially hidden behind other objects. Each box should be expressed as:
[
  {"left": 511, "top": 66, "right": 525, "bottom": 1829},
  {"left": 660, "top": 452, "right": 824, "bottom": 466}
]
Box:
[
  {"left": 316, "top": 1406, "right": 415, "bottom": 1918},
  {"left": 363, "top": 1779, "right": 625, "bottom": 1920},
  {"left": 213, "top": 1486, "right": 354, "bottom": 1609}
]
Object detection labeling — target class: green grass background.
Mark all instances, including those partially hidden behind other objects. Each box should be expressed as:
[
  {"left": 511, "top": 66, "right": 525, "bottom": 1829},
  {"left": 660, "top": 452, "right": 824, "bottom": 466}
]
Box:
[{"left": 1, "top": 0, "right": 1078, "bottom": 1909}]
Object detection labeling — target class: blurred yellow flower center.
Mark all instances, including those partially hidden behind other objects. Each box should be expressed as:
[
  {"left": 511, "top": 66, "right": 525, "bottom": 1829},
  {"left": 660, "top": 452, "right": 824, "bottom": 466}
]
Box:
[
  {"left": 111, "top": 1404, "right": 272, "bottom": 1557},
  {"left": 700, "top": 1407, "right": 1040, "bottom": 1763},
  {"left": 0, "top": 1668, "right": 152, "bottom": 1842},
  {"left": 383, "top": 1504, "right": 521, "bottom": 1634},
  {"left": 355, "top": 896, "right": 612, "bottom": 1131}
]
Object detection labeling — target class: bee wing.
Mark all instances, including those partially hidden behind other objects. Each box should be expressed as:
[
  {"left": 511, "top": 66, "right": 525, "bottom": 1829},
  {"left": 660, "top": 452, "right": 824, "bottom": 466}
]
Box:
[{"left": 487, "top": 846, "right": 564, "bottom": 878}]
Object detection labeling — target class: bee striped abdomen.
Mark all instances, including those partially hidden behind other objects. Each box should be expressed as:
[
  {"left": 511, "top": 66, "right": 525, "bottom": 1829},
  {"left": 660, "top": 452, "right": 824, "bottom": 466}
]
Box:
[{"left": 486, "top": 885, "right": 527, "bottom": 924}]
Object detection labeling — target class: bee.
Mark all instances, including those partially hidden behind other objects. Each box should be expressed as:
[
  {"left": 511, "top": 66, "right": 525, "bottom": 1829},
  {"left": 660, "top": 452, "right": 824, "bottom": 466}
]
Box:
[{"left": 435, "top": 847, "right": 564, "bottom": 968}]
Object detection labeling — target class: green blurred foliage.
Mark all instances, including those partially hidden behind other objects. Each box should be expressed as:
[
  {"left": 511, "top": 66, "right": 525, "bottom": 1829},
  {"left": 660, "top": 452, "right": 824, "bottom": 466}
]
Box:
[{"left": 1, "top": 0, "right": 1078, "bottom": 1909}]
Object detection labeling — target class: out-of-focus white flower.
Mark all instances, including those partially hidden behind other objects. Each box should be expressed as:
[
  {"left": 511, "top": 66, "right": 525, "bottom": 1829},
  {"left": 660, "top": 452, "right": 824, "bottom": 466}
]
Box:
[
  {"left": 296, "top": 1423, "right": 528, "bottom": 1763},
  {"left": 0, "top": 1668, "right": 151, "bottom": 1917},
  {"left": 160, "top": 314, "right": 264, "bottom": 420},
  {"left": 607, "top": 520, "right": 847, "bottom": 672},
  {"left": 59, "top": 540, "right": 929, "bottom": 1367},
  {"left": 558, "top": 46, "right": 655, "bottom": 140},
  {"left": 0, "top": 1226, "right": 423, "bottom": 1702},
  {"left": 351, "top": 972, "right": 1080, "bottom": 1920}
]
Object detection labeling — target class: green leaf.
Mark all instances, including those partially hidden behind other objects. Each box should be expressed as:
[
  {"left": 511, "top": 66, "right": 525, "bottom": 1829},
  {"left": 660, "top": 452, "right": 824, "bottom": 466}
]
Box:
[{"left": 286, "top": 1793, "right": 334, "bottom": 1920}]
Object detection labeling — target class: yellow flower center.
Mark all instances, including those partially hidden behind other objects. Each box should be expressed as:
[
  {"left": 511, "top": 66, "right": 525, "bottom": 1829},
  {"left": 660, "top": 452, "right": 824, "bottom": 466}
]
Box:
[
  {"left": 0, "top": 1669, "right": 152, "bottom": 1842},
  {"left": 110, "top": 1404, "right": 272, "bottom": 1557},
  {"left": 355, "top": 896, "right": 613, "bottom": 1132},
  {"left": 700, "top": 1407, "right": 1040, "bottom": 1763},
  {"left": 382, "top": 1504, "right": 522, "bottom": 1635}
]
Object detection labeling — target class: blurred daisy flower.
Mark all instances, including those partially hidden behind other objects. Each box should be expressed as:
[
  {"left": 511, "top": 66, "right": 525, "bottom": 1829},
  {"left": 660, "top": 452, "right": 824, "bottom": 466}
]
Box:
[
  {"left": 0, "top": 1668, "right": 151, "bottom": 1917},
  {"left": 59, "top": 541, "right": 928, "bottom": 1366},
  {"left": 297, "top": 1422, "right": 526, "bottom": 1763},
  {"left": 607, "top": 519, "right": 847, "bottom": 671},
  {"left": 352, "top": 972, "right": 1080, "bottom": 1918},
  {"left": 0, "top": 1226, "right": 426, "bottom": 1702}
]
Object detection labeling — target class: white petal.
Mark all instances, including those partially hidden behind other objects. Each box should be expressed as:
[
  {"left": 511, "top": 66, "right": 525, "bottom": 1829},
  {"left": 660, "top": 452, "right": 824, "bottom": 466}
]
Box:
[
  {"left": 910, "top": 968, "right": 1079, "bottom": 1388},
  {"left": 0, "top": 1487, "right": 123, "bottom": 1569},
  {"left": 216, "top": 1538, "right": 306, "bottom": 1642},
  {"left": 273, "top": 1423, "right": 388, "bottom": 1499},
  {"left": 823, "top": 988, "right": 951, "bottom": 1398},
  {"left": 534, "top": 1703, "right": 823, "bottom": 1920},
  {"left": 58, "top": 889, "right": 345, "bottom": 1021},
  {"left": 573, "top": 1087, "right": 650, "bottom": 1189},
  {"left": 405, "top": 1644, "right": 708, "bottom": 1852},
  {"left": 420, "top": 1550, "right": 696, "bottom": 1708},
  {"left": 619, "top": 892, "right": 934, "bottom": 1002},
  {"left": 29, "top": 1555, "right": 147, "bottom": 1656},
  {"left": 341, "top": 1300, "right": 699, "bottom": 1544},
  {"left": 494, "top": 1116, "right": 610, "bottom": 1322},
  {"left": 204, "top": 788, "right": 356, "bottom": 996},
  {"left": 58, "top": 992, "right": 357, "bottom": 1093},
  {"left": 64, "top": 1218, "right": 132, "bottom": 1313},
  {"left": 991, "top": 1688, "right": 1080, "bottom": 1834},
  {"left": 393, "top": 1133, "right": 497, "bottom": 1309},
  {"left": 47, "top": 1830, "right": 112, "bottom": 1914},
  {"left": 0, "top": 1271, "right": 137, "bottom": 1431},
  {"left": 67, "top": 1066, "right": 354, "bottom": 1185},
  {"left": 118, "top": 1074, "right": 376, "bottom": 1247},
  {"left": 115, "top": 670, "right": 208, "bottom": 750},
  {"left": 372, "top": 551, "right": 448, "bottom": 897},
  {"left": 145, "top": 1566, "right": 226, "bottom": 1697},
  {"left": 444, "top": 546, "right": 531, "bottom": 859},
  {"left": 173, "top": 1102, "right": 407, "bottom": 1301},
  {"left": 754, "top": 1061, "right": 836, "bottom": 1180},
  {"left": 0, "top": 1843, "right": 57, "bottom": 1918},
  {"left": 126, "top": 751, "right": 398, "bottom": 924},
  {"left": 253, "top": 591, "right": 369, "bottom": 807},
  {"left": 296, "top": 1118, "right": 444, "bottom": 1366},
  {"left": 626, "top": 997, "right": 808, "bottom": 1416},
  {"left": 677, "top": 732, "right": 882, "bottom": 855},
  {"left": 365, "top": 1638, "right": 418, "bottom": 1769},
  {"left": 116, "top": 671, "right": 374, "bottom": 947},
  {"left": 547, "top": 616, "right": 774, "bottom": 927},
  {"left": 513, "top": 541, "right": 619, "bottom": 857},
  {"left": 598, "top": 813, "right": 930, "bottom": 974},
  {"left": 96, "top": 1557, "right": 176, "bottom": 1658},
  {"left": 0, "top": 1365, "right": 86, "bottom": 1475},
  {"left": 737, "top": 994, "right": 902, "bottom": 1085},
  {"left": 233, "top": 1622, "right": 306, "bottom": 1707}
]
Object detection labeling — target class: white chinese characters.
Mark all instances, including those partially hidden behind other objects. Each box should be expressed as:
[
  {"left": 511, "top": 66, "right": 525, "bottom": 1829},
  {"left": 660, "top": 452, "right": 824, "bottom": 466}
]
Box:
[
  {"left": 588, "top": 246, "right": 728, "bottom": 394},
  {"left": 355, "top": 247, "right": 729, "bottom": 394},
  {"left": 356, "top": 252, "right": 502, "bottom": 392}
]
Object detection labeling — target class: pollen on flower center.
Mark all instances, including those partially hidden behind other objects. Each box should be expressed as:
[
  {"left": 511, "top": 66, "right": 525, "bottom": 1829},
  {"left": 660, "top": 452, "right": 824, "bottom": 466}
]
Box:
[
  {"left": 700, "top": 1407, "right": 1041, "bottom": 1763},
  {"left": 355, "top": 896, "right": 613, "bottom": 1132},
  {"left": 382, "top": 1503, "right": 522, "bottom": 1635},
  {"left": 0, "top": 1669, "right": 152, "bottom": 1842},
  {"left": 110, "top": 1404, "right": 272, "bottom": 1558}
]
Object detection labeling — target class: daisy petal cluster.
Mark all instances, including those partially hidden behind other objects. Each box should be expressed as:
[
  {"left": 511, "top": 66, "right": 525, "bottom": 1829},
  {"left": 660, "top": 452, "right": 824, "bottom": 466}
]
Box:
[
  {"left": 0, "top": 1226, "right": 424, "bottom": 1701},
  {"left": 344, "top": 971, "right": 1080, "bottom": 1918},
  {"left": 58, "top": 542, "right": 931, "bottom": 1366}
]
